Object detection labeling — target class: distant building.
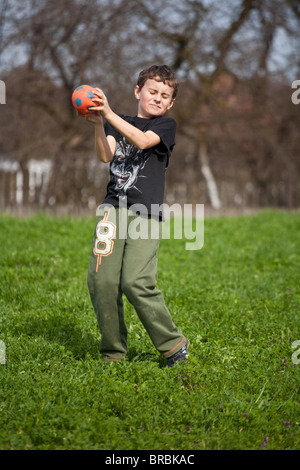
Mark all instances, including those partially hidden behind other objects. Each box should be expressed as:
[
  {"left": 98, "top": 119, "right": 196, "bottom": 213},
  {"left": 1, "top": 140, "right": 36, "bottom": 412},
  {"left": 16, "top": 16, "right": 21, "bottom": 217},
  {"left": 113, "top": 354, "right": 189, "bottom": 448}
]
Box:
[{"left": 0, "top": 154, "right": 52, "bottom": 208}]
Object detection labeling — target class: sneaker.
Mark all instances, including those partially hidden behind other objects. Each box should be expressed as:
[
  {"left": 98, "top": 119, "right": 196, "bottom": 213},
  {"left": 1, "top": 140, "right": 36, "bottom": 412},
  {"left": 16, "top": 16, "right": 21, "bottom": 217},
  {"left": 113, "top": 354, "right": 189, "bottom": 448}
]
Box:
[{"left": 166, "top": 339, "right": 190, "bottom": 367}]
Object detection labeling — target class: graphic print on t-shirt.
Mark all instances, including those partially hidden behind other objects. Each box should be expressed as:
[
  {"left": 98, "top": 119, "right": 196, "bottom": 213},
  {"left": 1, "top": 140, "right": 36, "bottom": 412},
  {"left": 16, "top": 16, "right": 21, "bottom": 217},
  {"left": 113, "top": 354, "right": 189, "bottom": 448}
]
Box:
[{"left": 110, "top": 137, "right": 152, "bottom": 197}]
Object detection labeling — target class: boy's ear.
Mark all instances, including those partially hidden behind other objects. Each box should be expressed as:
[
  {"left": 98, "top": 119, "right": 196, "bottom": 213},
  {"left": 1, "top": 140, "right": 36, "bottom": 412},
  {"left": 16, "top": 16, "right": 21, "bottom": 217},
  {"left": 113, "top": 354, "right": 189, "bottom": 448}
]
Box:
[
  {"left": 167, "top": 100, "right": 175, "bottom": 110},
  {"left": 134, "top": 85, "right": 141, "bottom": 100}
]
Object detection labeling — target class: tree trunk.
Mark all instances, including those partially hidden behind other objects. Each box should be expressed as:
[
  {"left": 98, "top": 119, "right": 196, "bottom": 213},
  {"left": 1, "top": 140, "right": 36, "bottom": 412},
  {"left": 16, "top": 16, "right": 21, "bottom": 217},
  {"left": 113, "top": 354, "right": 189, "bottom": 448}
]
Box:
[{"left": 198, "top": 141, "right": 221, "bottom": 209}]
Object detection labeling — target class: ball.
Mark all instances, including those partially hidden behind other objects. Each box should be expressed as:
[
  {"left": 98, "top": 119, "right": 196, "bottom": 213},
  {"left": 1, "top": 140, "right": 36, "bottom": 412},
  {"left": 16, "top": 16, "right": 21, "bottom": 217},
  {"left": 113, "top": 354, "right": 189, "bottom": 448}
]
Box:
[{"left": 72, "top": 84, "right": 98, "bottom": 115}]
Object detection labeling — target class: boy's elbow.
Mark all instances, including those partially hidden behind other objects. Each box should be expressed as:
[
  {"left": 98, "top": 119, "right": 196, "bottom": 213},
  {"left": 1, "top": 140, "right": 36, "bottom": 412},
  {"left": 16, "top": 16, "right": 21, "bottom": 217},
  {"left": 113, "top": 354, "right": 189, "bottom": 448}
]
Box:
[
  {"left": 136, "top": 131, "right": 160, "bottom": 150},
  {"left": 97, "top": 150, "right": 113, "bottom": 163},
  {"left": 136, "top": 135, "right": 155, "bottom": 151},
  {"left": 136, "top": 143, "right": 147, "bottom": 151},
  {"left": 100, "top": 154, "right": 113, "bottom": 163}
]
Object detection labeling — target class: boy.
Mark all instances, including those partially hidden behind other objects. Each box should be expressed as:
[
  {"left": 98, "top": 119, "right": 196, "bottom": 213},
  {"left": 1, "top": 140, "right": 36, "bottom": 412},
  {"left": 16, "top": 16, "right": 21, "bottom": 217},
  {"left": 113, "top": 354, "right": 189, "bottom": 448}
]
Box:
[{"left": 83, "top": 65, "right": 189, "bottom": 366}]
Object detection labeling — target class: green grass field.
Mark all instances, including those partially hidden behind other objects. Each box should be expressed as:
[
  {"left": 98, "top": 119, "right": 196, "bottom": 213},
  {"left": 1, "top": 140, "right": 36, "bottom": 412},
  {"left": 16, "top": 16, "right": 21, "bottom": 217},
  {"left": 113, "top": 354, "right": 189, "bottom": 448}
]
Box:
[{"left": 0, "top": 210, "right": 299, "bottom": 450}]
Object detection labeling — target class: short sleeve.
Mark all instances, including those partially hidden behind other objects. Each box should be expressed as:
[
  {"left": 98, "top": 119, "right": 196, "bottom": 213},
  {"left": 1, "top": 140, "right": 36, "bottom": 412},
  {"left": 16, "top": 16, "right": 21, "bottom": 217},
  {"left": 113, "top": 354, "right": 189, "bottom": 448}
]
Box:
[
  {"left": 104, "top": 114, "right": 176, "bottom": 164},
  {"left": 104, "top": 116, "right": 124, "bottom": 140},
  {"left": 147, "top": 117, "right": 176, "bottom": 157}
]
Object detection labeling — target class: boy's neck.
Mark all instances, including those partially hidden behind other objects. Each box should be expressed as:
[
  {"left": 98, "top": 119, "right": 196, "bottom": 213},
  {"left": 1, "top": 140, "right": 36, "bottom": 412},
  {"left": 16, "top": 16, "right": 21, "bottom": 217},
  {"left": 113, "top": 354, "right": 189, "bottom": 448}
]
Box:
[{"left": 136, "top": 112, "right": 160, "bottom": 119}]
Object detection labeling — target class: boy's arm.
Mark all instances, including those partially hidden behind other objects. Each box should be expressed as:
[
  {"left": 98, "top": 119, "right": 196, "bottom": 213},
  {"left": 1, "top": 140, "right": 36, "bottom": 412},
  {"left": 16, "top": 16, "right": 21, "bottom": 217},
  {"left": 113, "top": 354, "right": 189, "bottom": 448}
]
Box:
[
  {"left": 90, "top": 89, "right": 161, "bottom": 151},
  {"left": 105, "top": 112, "right": 161, "bottom": 150},
  {"left": 84, "top": 112, "right": 115, "bottom": 163},
  {"left": 94, "top": 121, "right": 116, "bottom": 163}
]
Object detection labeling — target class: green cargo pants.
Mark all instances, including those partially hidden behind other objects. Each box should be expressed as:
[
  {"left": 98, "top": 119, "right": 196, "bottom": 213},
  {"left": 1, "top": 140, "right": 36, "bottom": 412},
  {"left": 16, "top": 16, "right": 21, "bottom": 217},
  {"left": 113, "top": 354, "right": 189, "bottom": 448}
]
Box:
[{"left": 87, "top": 206, "right": 185, "bottom": 361}]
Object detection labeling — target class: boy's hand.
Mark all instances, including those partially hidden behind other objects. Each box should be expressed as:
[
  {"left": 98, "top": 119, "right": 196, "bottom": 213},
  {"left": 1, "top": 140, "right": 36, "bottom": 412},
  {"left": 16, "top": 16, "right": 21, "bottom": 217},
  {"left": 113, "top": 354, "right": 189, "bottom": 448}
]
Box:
[
  {"left": 85, "top": 111, "right": 103, "bottom": 126},
  {"left": 76, "top": 87, "right": 111, "bottom": 125},
  {"left": 88, "top": 88, "right": 113, "bottom": 120},
  {"left": 76, "top": 108, "right": 103, "bottom": 126}
]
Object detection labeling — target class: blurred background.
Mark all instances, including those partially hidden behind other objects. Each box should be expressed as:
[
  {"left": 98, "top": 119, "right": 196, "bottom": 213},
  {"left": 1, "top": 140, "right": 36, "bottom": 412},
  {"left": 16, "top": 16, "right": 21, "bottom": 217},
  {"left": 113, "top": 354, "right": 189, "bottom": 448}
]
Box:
[{"left": 0, "top": 0, "right": 299, "bottom": 216}]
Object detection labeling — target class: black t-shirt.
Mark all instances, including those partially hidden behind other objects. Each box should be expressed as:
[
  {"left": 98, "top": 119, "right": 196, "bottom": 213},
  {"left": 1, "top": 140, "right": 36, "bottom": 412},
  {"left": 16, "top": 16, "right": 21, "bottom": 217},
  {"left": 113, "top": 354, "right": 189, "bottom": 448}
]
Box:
[{"left": 101, "top": 115, "right": 176, "bottom": 219}]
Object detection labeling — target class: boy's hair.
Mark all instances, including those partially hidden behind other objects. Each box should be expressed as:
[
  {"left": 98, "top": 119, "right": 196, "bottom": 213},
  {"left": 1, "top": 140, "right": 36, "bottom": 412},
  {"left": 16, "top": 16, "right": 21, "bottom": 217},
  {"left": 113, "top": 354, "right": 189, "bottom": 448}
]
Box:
[{"left": 137, "top": 65, "right": 179, "bottom": 100}]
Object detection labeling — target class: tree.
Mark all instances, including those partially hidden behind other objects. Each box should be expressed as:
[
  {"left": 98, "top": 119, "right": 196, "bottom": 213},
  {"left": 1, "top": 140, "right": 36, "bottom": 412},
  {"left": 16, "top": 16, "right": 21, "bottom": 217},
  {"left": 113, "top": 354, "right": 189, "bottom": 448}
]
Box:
[
  {"left": 0, "top": 0, "right": 139, "bottom": 207},
  {"left": 1, "top": 0, "right": 300, "bottom": 210},
  {"left": 132, "top": 0, "right": 300, "bottom": 208}
]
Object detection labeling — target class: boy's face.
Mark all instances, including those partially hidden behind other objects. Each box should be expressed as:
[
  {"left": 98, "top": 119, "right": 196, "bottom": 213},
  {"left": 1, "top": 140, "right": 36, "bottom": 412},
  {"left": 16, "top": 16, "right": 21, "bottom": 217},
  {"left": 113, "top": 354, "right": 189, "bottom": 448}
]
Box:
[{"left": 134, "top": 78, "right": 174, "bottom": 119}]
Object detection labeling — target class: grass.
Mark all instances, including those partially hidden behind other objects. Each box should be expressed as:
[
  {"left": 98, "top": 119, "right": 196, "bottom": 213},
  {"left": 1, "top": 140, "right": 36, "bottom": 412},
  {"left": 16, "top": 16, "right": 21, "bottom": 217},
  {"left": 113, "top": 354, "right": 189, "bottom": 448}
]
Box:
[{"left": 0, "top": 209, "right": 299, "bottom": 450}]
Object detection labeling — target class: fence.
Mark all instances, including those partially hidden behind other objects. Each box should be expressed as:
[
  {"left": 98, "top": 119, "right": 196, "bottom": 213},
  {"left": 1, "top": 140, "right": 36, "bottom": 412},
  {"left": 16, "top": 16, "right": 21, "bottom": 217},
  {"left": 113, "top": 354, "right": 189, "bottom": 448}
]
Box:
[{"left": 0, "top": 157, "right": 299, "bottom": 215}]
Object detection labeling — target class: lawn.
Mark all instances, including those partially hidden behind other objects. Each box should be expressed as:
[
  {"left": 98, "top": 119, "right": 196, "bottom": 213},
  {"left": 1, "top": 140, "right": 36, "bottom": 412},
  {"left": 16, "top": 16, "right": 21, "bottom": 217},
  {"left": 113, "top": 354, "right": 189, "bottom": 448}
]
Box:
[{"left": 0, "top": 210, "right": 299, "bottom": 450}]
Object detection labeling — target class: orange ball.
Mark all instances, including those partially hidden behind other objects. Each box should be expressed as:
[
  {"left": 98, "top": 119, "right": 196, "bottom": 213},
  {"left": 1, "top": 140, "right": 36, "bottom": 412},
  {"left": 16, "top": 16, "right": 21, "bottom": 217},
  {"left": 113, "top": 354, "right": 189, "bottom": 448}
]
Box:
[{"left": 72, "top": 84, "right": 98, "bottom": 115}]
